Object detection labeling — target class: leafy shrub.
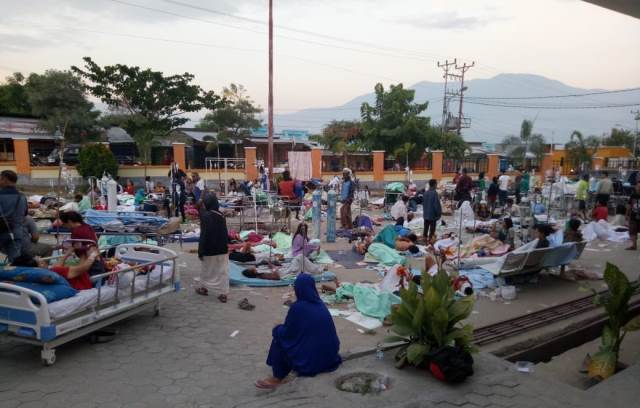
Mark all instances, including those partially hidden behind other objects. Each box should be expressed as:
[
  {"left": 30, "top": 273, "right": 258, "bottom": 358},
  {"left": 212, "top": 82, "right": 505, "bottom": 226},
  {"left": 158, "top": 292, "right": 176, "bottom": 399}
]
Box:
[
  {"left": 387, "top": 269, "right": 475, "bottom": 368},
  {"left": 76, "top": 143, "right": 118, "bottom": 179},
  {"left": 588, "top": 263, "right": 640, "bottom": 380}
]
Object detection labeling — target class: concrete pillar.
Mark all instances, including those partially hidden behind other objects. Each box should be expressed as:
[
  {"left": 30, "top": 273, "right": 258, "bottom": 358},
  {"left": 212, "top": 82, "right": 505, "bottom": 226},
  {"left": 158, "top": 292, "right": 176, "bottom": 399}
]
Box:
[
  {"left": 12, "top": 138, "right": 30, "bottom": 176},
  {"left": 487, "top": 154, "right": 500, "bottom": 179},
  {"left": 373, "top": 150, "right": 385, "bottom": 182},
  {"left": 431, "top": 150, "right": 444, "bottom": 181},
  {"left": 311, "top": 147, "right": 322, "bottom": 179},
  {"left": 245, "top": 147, "right": 257, "bottom": 181},
  {"left": 172, "top": 143, "right": 186, "bottom": 170}
]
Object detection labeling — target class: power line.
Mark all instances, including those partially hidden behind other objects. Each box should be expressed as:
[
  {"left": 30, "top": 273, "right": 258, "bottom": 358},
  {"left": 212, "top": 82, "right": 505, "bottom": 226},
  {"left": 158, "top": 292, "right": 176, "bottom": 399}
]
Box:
[
  {"left": 465, "top": 87, "right": 640, "bottom": 100},
  {"left": 464, "top": 101, "right": 640, "bottom": 109}
]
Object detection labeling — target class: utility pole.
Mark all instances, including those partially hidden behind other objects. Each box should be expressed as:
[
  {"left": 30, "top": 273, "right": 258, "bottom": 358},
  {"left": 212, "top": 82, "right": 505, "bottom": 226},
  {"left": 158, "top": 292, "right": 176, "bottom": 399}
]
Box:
[
  {"left": 267, "top": 0, "right": 274, "bottom": 185},
  {"left": 632, "top": 110, "right": 640, "bottom": 162},
  {"left": 437, "top": 59, "right": 456, "bottom": 137},
  {"left": 455, "top": 61, "right": 474, "bottom": 135}
]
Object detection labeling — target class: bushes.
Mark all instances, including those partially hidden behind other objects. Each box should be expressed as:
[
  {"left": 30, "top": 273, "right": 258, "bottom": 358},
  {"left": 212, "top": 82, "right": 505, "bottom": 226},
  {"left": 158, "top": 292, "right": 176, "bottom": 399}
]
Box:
[{"left": 76, "top": 143, "right": 118, "bottom": 178}]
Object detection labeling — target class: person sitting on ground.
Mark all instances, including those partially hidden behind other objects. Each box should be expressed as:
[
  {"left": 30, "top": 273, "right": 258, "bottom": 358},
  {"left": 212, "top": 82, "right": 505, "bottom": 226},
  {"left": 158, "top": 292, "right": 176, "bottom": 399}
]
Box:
[
  {"left": 502, "top": 198, "right": 520, "bottom": 218},
  {"left": 476, "top": 201, "right": 491, "bottom": 221},
  {"left": 592, "top": 200, "right": 609, "bottom": 222},
  {"left": 255, "top": 273, "right": 341, "bottom": 389},
  {"left": 22, "top": 212, "right": 53, "bottom": 257},
  {"left": 390, "top": 195, "right": 409, "bottom": 222},
  {"left": 564, "top": 218, "right": 583, "bottom": 243},
  {"left": 534, "top": 224, "right": 553, "bottom": 249},
  {"left": 291, "top": 223, "right": 320, "bottom": 258},
  {"left": 495, "top": 218, "right": 515, "bottom": 249},
  {"left": 611, "top": 204, "right": 627, "bottom": 227},
  {"left": 11, "top": 246, "right": 100, "bottom": 291},
  {"left": 124, "top": 179, "right": 135, "bottom": 195},
  {"left": 59, "top": 194, "right": 83, "bottom": 213}
]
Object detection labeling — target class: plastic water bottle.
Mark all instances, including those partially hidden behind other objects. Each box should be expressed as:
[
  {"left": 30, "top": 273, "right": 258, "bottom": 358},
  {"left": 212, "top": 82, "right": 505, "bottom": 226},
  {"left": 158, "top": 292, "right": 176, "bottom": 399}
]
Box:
[{"left": 375, "top": 343, "right": 384, "bottom": 360}]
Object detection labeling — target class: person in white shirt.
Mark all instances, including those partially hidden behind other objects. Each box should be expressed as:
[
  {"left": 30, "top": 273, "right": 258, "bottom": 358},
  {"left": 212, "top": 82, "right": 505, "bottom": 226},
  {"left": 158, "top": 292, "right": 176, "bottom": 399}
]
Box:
[
  {"left": 390, "top": 195, "right": 409, "bottom": 222},
  {"left": 498, "top": 171, "right": 510, "bottom": 206},
  {"left": 328, "top": 175, "right": 341, "bottom": 193}
]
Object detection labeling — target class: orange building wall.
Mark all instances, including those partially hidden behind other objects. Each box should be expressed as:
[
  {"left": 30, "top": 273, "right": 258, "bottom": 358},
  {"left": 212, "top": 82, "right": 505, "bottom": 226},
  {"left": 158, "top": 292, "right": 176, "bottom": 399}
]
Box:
[
  {"left": 12, "top": 139, "right": 30, "bottom": 175},
  {"left": 244, "top": 147, "right": 257, "bottom": 181},
  {"left": 373, "top": 151, "right": 385, "bottom": 182},
  {"left": 172, "top": 143, "right": 186, "bottom": 170}
]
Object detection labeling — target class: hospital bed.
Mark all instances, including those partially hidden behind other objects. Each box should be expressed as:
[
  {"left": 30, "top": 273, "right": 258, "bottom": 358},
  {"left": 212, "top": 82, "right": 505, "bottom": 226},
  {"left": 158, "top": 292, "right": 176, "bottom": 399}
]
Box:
[{"left": 0, "top": 244, "right": 180, "bottom": 366}]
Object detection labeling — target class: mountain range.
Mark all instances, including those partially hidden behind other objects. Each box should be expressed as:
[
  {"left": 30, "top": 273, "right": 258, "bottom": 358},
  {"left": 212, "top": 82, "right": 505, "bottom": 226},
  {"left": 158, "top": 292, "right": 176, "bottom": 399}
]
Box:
[{"left": 273, "top": 73, "right": 639, "bottom": 144}]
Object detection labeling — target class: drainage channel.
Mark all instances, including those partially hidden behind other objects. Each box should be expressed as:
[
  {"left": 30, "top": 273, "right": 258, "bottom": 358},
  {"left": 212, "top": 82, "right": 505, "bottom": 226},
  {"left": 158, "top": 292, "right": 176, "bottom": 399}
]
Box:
[{"left": 473, "top": 290, "right": 623, "bottom": 346}]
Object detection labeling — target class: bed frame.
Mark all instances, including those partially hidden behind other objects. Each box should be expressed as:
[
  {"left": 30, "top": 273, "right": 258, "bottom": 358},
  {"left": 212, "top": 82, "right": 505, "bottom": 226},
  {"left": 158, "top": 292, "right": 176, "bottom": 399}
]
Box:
[{"left": 0, "top": 244, "right": 179, "bottom": 366}]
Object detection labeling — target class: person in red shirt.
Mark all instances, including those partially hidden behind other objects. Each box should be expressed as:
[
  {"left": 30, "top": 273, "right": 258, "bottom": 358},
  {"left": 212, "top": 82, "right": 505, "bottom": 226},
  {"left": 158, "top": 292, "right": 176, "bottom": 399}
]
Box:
[
  {"left": 12, "top": 247, "right": 98, "bottom": 291},
  {"left": 278, "top": 170, "right": 300, "bottom": 218},
  {"left": 59, "top": 211, "right": 105, "bottom": 277},
  {"left": 592, "top": 201, "right": 609, "bottom": 222}
]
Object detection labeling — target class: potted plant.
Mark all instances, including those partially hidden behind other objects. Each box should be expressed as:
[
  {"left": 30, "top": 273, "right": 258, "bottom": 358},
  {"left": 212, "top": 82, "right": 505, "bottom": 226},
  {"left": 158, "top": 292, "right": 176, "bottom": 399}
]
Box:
[
  {"left": 588, "top": 263, "right": 640, "bottom": 380},
  {"left": 386, "top": 268, "right": 475, "bottom": 383}
]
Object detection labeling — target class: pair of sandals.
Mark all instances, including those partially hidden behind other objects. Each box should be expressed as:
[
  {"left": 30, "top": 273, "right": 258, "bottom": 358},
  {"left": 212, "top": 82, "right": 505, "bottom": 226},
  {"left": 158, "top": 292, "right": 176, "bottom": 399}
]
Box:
[{"left": 194, "top": 287, "right": 227, "bottom": 303}]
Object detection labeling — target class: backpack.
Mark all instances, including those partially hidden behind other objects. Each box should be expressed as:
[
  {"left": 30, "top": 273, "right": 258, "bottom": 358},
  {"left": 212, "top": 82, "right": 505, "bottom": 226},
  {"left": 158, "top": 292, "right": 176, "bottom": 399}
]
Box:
[{"left": 427, "top": 346, "right": 474, "bottom": 384}]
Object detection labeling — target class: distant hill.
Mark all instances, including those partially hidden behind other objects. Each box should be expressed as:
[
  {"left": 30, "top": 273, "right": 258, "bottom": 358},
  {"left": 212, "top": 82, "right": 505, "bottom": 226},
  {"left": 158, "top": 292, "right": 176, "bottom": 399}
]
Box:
[{"left": 274, "top": 73, "right": 640, "bottom": 144}]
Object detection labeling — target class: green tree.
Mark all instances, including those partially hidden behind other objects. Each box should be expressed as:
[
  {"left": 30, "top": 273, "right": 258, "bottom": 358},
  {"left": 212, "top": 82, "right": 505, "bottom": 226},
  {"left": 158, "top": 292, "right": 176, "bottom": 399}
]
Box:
[
  {"left": 565, "top": 131, "right": 600, "bottom": 172},
  {"left": 197, "top": 83, "right": 262, "bottom": 157},
  {"left": 73, "top": 57, "right": 225, "bottom": 164},
  {"left": 604, "top": 128, "right": 635, "bottom": 154},
  {"left": 425, "top": 128, "right": 469, "bottom": 160},
  {"left": 0, "top": 73, "right": 32, "bottom": 115},
  {"left": 25, "top": 70, "right": 98, "bottom": 194},
  {"left": 501, "top": 119, "right": 546, "bottom": 167},
  {"left": 360, "top": 83, "right": 432, "bottom": 162},
  {"left": 311, "top": 120, "right": 363, "bottom": 168},
  {"left": 77, "top": 143, "right": 118, "bottom": 178},
  {"left": 394, "top": 142, "right": 417, "bottom": 169}
]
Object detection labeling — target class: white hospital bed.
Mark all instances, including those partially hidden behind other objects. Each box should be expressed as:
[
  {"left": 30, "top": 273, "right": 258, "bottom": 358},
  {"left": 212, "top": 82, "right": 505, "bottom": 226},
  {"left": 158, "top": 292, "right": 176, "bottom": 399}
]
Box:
[{"left": 0, "top": 244, "right": 180, "bottom": 365}]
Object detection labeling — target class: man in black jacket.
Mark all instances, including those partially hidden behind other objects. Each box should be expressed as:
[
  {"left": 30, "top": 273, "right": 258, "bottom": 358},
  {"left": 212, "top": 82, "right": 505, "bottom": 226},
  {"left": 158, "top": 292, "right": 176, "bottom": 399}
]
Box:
[
  {"left": 196, "top": 194, "right": 230, "bottom": 302},
  {"left": 0, "top": 170, "right": 27, "bottom": 262}
]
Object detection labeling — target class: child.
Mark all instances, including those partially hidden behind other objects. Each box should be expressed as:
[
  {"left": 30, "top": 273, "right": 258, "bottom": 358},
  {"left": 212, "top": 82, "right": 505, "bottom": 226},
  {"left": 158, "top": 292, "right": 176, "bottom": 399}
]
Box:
[
  {"left": 534, "top": 224, "right": 552, "bottom": 248},
  {"left": 496, "top": 218, "right": 515, "bottom": 249},
  {"left": 592, "top": 201, "right": 609, "bottom": 222},
  {"left": 564, "top": 218, "right": 583, "bottom": 243}
]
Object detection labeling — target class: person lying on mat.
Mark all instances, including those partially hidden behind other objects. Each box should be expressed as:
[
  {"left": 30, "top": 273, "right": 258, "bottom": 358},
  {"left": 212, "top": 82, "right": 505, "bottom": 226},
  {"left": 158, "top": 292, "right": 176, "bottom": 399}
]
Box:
[
  {"left": 255, "top": 273, "right": 341, "bottom": 389},
  {"left": 354, "top": 225, "right": 419, "bottom": 255},
  {"left": 229, "top": 242, "right": 285, "bottom": 265},
  {"left": 11, "top": 247, "right": 100, "bottom": 291},
  {"left": 242, "top": 254, "right": 328, "bottom": 281}
]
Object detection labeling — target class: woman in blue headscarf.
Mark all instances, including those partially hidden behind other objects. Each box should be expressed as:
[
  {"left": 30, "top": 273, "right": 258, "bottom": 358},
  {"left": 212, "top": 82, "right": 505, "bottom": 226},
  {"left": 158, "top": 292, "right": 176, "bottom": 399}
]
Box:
[{"left": 255, "top": 273, "right": 342, "bottom": 389}]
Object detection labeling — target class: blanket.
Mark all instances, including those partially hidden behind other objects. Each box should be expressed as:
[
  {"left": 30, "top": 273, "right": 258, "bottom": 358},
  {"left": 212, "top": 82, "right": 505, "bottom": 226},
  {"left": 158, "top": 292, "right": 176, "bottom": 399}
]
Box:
[
  {"left": 0, "top": 267, "right": 78, "bottom": 303},
  {"left": 582, "top": 220, "right": 629, "bottom": 243},
  {"left": 335, "top": 282, "right": 401, "bottom": 320},
  {"left": 367, "top": 243, "right": 406, "bottom": 266}
]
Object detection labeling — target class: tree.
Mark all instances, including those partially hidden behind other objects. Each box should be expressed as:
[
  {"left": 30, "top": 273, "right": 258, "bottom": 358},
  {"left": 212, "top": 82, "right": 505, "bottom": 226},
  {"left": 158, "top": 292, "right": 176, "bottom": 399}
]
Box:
[
  {"left": 25, "top": 70, "right": 98, "bottom": 194},
  {"left": 565, "top": 131, "right": 600, "bottom": 172},
  {"left": 425, "top": 128, "right": 468, "bottom": 159},
  {"left": 197, "top": 83, "right": 262, "bottom": 157},
  {"left": 604, "top": 128, "right": 635, "bottom": 154},
  {"left": 0, "top": 73, "right": 32, "bottom": 115},
  {"left": 77, "top": 143, "right": 118, "bottom": 178},
  {"left": 311, "top": 120, "right": 363, "bottom": 168},
  {"left": 73, "top": 57, "right": 225, "bottom": 164},
  {"left": 501, "top": 119, "right": 546, "bottom": 167},
  {"left": 360, "top": 83, "right": 432, "bottom": 162},
  {"left": 394, "top": 142, "right": 416, "bottom": 169}
]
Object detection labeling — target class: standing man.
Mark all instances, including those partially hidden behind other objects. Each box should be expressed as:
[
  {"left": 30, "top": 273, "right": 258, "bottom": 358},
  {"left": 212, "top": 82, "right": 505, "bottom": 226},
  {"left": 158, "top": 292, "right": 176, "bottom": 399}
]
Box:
[
  {"left": 339, "top": 168, "right": 355, "bottom": 229},
  {"left": 596, "top": 171, "right": 613, "bottom": 207},
  {"left": 423, "top": 179, "right": 442, "bottom": 242},
  {"left": 455, "top": 168, "right": 473, "bottom": 206},
  {"left": 514, "top": 169, "right": 522, "bottom": 204},
  {"left": 196, "top": 194, "right": 230, "bottom": 303},
  {"left": 0, "top": 170, "right": 27, "bottom": 262},
  {"left": 575, "top": 174, "right": 589, "bottom": 220},
  {"left": 498, "top": 170, "right": 510, "bottom": 207}
]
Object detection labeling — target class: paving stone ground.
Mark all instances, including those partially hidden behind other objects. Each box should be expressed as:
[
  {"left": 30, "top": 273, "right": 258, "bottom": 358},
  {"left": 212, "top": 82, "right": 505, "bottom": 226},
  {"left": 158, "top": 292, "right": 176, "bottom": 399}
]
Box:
[{"left": 2, "top": 210, "right": 640, "bottom": 407}]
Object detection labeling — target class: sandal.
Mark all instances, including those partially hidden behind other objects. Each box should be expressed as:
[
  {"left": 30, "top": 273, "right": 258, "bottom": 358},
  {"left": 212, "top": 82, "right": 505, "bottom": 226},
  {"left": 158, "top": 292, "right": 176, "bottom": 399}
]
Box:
[
  {"left": 217, "top": 294, "right": 228, "bottom": 303},
  {"left": 255, "top": 379, "right": 280, "bottom": 389},
  {"left": 238, "top": 297, "right": 255, "bottom": 310},
  {"left": 195, "top": 287, "right": 208, "bottom": 296}
]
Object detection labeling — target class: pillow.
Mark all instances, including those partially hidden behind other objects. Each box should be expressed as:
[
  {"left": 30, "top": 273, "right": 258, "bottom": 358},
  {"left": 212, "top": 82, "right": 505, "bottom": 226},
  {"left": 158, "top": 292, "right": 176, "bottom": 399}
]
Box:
[{"left": 0, "top": 266, "right": 71, "bottom": 286}]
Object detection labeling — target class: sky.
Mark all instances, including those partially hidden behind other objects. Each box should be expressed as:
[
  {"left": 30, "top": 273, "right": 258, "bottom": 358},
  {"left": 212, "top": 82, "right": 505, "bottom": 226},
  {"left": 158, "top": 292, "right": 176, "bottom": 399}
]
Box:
[{"left": 0, "top": 0, "right": 639, "bottom": 121}]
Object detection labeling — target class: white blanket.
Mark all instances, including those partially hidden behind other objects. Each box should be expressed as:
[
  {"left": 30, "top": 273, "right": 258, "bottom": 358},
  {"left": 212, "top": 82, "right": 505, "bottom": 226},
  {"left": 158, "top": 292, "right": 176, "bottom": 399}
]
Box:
[{"left": 582, "top": 221, "right": 629, "bottom": 243}]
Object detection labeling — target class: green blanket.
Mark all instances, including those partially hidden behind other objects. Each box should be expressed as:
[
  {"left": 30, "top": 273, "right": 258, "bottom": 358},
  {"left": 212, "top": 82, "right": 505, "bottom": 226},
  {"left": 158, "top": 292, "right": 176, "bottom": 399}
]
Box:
[
  {"left": 368, "top": 242, "right": 405, "bottom": 266},
  {"left": 272, "top": 232, "right": 292, "bottom": 250},
  {"left": 374, "top": 225, "right": 398, "bottom": 248},
  {"left": 336, "top": 283, "right": 401, "bottom": 320}
]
